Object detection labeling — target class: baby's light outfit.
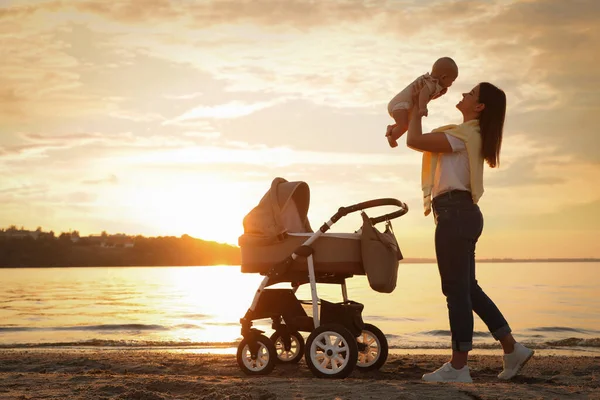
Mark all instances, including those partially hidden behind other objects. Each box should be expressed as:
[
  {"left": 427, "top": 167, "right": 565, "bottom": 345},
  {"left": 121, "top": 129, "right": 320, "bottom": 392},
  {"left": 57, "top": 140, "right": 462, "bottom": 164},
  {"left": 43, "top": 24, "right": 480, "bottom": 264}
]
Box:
[{"left": 387, "top": 73, "right": 446, "bottom": 116}]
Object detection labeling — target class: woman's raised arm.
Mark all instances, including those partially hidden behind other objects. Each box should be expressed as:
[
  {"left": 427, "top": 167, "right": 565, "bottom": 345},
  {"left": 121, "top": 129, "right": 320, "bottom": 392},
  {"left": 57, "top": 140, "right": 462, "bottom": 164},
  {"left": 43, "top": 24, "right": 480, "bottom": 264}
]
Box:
[{"left": 406, "top": 109, "right": 453, "bottom": 153}]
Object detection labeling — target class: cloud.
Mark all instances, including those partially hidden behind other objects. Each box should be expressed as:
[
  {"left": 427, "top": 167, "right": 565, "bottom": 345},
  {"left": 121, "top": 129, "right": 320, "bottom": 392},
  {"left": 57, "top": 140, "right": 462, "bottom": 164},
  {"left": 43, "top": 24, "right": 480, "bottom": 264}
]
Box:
[
  {"left": 0, "top": 87, "right": 25, "bottom": 119},
  {"left": 0, "top": 132, "right": 105, "bottom": 159},
  {"left": 0, "top": 1, "right": 63, "bottom": 20},
  {"left": 0, "top": 20, "right": 114, "bottom": 120},
  {"left": 76, "top": 0, "right": 180, "bottom": 23},
  {"left": 163, "top": 92, "right": 204, "bottom": 100},
  {"left": 3, "top": 132, "right": 118, "bottom": 157},
  {"left": 487, "top": 156, "right": 565, "bottom": 187},
  {"left": 10, "top": 1, "right": 440, "bottom": 112},
  {"left": 121, "top": 143, "right": 416, "bottom": 168},
  {"left": 164, "top": 100, "right": 281, "bottom": 124},
  {"left": 473, "top": 0, "right": 600, "bottom": 91},
  {"left": 457, "top": 0, "right": 600, "bottom": 161},
  {"left": 19, "top": 131, "right": 208, "bottom": 150},
  {"left": 182, "top": 131, "right": 221, "bottom": 140},
  {"left": 0, "top": 184, "right": 48, "bottom": 198},
  {"left": 0, "top": 131, "right": 198, "bottom": 163},
  {"left": 512, "top": 198, "right": 600, "bottom": 231},
  {"left": 65, "top": 191, "right": 97, "bottom": 204},
  {"left": 73, "top": 0, "right": 393, "bottom": 27},
  {"left": 108, "top": 110, "right": 166, "bottom": 122},
  {"left": 82, "top": 174, "right": 119, "bottom": 185}
]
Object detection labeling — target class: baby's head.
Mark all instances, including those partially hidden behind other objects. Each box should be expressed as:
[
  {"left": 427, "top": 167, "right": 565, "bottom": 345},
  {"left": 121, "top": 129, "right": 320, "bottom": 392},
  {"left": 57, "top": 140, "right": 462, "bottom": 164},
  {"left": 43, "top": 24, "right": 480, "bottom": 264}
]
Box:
[{"left": 431, "top": 57, "right": 458, "bottom": 88}]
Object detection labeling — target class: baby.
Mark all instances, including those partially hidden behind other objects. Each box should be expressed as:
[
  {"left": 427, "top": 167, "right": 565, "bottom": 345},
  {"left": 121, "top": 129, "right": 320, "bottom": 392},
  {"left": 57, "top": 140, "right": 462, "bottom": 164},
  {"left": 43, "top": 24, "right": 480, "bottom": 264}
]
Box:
[{"left": 385, "top": 57, "right": 459, "bottom": 148}]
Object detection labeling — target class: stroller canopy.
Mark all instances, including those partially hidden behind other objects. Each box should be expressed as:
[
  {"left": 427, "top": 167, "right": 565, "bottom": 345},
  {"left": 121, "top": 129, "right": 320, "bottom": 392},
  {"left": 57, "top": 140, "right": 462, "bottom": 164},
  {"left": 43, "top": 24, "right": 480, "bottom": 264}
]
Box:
[{"left": 242, "top": 177, "right": 313, "bottom": 242}]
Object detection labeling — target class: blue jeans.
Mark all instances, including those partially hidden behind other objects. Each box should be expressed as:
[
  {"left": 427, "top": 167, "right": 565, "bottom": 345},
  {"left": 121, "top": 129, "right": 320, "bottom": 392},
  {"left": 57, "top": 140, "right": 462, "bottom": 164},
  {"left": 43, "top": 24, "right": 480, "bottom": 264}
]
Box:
[{"left": 433, "top": 190, "right": 512, "bottom": 352}]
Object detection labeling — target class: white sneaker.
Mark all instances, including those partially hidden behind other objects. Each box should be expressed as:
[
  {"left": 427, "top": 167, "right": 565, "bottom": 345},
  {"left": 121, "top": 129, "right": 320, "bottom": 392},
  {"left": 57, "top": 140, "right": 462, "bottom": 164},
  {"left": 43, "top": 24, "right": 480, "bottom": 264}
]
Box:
[
  {"left": 422, "top": 362, "right": 473, "bottom": 383},
  {"left": 498, "top": 343, "right": 534, "bottom": 380}
]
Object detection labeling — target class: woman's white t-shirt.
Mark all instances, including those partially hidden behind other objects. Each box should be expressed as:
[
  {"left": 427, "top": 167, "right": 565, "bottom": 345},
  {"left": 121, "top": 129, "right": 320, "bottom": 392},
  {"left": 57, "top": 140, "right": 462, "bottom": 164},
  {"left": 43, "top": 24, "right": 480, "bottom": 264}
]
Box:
[{"left": 431, "top": 134, "right": 471, "bottom": 198}]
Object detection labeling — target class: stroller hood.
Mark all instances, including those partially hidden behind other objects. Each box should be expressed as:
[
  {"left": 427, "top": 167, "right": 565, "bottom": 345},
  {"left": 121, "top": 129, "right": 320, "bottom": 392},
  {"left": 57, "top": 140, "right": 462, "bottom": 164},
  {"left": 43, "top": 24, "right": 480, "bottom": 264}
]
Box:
[{"left": 241, "top": 177, "right": 313, "bottom": 244}]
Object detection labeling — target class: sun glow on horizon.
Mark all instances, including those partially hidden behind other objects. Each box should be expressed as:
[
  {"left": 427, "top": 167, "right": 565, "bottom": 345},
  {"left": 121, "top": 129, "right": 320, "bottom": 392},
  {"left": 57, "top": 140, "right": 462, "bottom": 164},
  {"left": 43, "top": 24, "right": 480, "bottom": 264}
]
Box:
[{"left": 120, "top": 175, "right": 259, "bottom": 245}]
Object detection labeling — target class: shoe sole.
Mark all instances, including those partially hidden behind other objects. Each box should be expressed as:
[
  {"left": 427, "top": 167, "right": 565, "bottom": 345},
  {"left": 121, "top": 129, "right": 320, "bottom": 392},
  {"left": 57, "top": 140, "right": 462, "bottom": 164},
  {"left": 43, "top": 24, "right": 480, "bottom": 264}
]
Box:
[
  {"left": 422, "top": 378, "right": 473, "bottom": 383},
  {"left": 499, "top": 350, "right": 535, "bottom": 380}
]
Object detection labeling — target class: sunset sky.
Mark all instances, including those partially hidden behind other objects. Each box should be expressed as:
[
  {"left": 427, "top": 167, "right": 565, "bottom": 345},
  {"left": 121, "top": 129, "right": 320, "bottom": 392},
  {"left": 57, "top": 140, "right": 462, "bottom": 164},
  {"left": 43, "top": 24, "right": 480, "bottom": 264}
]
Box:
[{"left": 1, "top": 0, "right": 599, "bottom": 259}]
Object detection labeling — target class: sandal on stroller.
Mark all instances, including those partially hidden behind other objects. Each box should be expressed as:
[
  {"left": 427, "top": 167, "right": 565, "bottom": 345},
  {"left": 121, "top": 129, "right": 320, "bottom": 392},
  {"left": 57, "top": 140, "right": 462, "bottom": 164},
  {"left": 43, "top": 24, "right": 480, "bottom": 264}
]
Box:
[{"left": 237, "top": 177, "right": 408, "bottom": 378}]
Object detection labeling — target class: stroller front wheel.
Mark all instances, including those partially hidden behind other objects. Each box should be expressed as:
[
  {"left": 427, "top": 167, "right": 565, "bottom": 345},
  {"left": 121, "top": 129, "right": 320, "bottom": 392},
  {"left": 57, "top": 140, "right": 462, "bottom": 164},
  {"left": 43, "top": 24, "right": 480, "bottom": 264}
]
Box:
[
  {"left": 305, "top": 323, "right": 358, "bottom": 379},
  {"left": 356, "top": 323, "right": 388, "bottom": 371},
  {"left": 236, "top": 334, "right": 276, "bottom": 376},
  {"left": 271, "top": 329, "right": 305, "bottom": 364}
]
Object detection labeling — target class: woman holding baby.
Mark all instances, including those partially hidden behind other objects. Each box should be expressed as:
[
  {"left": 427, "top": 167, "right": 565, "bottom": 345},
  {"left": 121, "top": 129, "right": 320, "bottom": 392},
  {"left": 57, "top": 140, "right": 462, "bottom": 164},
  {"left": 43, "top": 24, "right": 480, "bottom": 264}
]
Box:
[{"left": 387, "top": 58, "right": 534, "bottom": 383}]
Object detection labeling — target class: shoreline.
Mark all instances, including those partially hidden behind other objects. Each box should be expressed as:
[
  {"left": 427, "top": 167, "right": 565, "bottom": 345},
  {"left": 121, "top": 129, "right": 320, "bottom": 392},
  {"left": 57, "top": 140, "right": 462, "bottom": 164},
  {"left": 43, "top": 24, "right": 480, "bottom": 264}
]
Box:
[
  {"left": 0, "top": 349, "right": 598, "bottom": 399},
  {"left": 2, "top": 345, "right": 599, "bottom": 358}
]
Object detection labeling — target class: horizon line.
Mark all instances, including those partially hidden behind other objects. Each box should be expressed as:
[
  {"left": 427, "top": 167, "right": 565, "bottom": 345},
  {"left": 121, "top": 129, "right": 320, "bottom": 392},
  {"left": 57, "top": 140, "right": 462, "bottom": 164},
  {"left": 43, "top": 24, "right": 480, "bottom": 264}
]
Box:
[
  {"left": 402, "top": 257, "right": 600, "bottom": 263},
  {"left": 1, "top": 227, "right": 598, "bottom": 261}
]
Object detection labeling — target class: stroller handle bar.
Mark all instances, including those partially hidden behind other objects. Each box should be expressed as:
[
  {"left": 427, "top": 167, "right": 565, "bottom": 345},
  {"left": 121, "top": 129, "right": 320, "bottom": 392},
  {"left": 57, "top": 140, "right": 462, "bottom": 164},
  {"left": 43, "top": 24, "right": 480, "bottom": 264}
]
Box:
[{"left": 326, "top": 198, "right": 408, "bottom": 228}]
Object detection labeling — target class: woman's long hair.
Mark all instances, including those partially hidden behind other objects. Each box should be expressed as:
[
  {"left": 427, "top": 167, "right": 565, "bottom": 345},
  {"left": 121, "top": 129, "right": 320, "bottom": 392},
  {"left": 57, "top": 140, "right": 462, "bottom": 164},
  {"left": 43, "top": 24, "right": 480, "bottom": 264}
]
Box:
[{"left": 478, "top": 82, "right": 506, "bottom": 168}]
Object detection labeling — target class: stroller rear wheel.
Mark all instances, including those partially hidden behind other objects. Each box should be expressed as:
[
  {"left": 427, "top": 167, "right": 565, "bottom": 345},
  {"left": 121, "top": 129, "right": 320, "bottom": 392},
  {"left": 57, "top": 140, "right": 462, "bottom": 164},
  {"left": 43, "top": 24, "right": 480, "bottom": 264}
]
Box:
[
  {"left": 236, "top": 334, "right": 276, "bottom": 376},
  {"left": 305, "top": 323, "right": 358, "bottom": 379},
  {"left": 271, "top": 329, "right": 305, "bottom": 364},
  {"left": 356, "top": 323, "right": 388, "bottom": 371}
]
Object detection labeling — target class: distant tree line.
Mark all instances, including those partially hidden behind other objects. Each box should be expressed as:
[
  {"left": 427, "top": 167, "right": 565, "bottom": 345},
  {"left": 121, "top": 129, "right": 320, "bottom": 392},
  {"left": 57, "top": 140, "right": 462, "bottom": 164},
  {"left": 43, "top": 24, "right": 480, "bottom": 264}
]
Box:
[{"left": 0, "top": 228, "right": 241, "bottom": 267}]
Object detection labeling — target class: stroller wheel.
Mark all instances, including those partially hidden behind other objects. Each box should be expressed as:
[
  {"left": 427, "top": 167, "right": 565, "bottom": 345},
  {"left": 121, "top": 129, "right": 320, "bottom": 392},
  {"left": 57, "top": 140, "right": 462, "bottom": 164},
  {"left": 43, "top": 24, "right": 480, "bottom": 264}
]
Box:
[
  {"left": 356, "top": 323, "right": 388, "bottom": 371},
  {"left": 304, "top": 323, "right": 358, "bottom": 379},
  {"left": 236, "top": 334, "right": 276, "bottom": 376},
  {"left": 271, "top": 329, "right": 305, "bottom": 364}
]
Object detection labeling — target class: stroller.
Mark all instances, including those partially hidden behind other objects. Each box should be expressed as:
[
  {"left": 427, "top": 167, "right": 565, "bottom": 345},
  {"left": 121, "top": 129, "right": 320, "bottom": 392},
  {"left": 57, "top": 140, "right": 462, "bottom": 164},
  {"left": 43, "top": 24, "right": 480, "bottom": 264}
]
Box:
[{"left": 237, "top": 178, "right": 408, "bottom": 379}]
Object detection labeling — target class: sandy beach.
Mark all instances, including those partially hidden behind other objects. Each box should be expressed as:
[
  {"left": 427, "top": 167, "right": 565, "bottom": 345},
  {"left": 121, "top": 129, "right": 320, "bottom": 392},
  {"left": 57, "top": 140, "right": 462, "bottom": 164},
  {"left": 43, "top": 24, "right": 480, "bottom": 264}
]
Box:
[{"left": 0, "top": 349, "right": 598, "bottom": 399}]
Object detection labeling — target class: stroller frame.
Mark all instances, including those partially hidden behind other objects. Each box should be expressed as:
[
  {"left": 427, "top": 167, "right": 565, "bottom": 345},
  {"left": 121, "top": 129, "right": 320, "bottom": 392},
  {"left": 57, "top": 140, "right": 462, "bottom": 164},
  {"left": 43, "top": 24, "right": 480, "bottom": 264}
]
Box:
[{"left": 238, "top": 197, "right": 408, "bottom": 379}]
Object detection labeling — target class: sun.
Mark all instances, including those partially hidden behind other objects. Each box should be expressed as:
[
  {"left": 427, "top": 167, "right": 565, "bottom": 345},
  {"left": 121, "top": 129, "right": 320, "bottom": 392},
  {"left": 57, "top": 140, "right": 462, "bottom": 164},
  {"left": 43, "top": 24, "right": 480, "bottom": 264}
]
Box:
[{"left": 125, "top": 175, "right": 257, "bottom": 245}]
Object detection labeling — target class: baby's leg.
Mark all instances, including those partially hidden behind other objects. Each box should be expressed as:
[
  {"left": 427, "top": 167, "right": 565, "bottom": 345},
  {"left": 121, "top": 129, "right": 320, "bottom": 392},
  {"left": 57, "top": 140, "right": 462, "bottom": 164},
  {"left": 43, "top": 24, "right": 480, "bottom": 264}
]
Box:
[
  {"left": 386, "top": 109, "right": 409, "bottom": 147},
  {"left": 391, "top": 109, "right": 409, "bottom": 139}
]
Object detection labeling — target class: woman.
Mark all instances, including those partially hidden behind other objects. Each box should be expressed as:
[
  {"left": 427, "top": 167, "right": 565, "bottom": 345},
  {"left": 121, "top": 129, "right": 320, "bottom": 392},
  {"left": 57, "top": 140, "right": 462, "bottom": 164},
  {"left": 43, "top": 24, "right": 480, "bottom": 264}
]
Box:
[{"left": 404, "top": 82, "right": 534, "bottom": 383}]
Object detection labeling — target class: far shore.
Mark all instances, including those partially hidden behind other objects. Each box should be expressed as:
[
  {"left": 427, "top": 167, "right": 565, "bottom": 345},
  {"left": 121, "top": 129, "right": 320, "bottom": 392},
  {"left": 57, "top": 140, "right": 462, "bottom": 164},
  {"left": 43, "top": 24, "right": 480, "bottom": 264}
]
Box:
[
  {"left": 406, "top": 258, "right": 600, "bottom": 263},
  {"left": 1, "top": 258, "right": 599, "bottom": 268}
]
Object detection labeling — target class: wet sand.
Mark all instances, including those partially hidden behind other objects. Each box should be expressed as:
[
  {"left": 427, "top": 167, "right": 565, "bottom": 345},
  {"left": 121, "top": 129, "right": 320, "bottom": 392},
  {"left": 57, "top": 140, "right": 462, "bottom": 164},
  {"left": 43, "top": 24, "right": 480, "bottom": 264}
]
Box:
[{"left": 0, "top": 349, "right": 598, "bottom": 399}]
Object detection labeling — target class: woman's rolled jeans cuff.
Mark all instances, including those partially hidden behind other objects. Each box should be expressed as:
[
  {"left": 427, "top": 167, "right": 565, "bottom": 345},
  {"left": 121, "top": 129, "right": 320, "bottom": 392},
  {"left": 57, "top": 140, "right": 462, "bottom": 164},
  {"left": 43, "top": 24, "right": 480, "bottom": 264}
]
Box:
[
  {"left": 451, "top": 325, "right": 511, "bottom": 352},
  {"left": 453, "top": 341, "right": 473, "bottom": 352},
  {"left": 492, "top": 325, "right": 512, "bottom": 341}
]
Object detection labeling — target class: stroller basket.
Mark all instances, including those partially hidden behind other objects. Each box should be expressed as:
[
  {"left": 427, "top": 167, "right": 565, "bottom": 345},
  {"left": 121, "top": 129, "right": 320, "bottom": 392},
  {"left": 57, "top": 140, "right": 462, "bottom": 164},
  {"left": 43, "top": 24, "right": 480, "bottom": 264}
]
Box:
[
  {"left": 317, "top": 300, "right": 365, "bottom": 337},
  {"left": 250, "top": 289, "right": 365, "bottom": 337}
]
